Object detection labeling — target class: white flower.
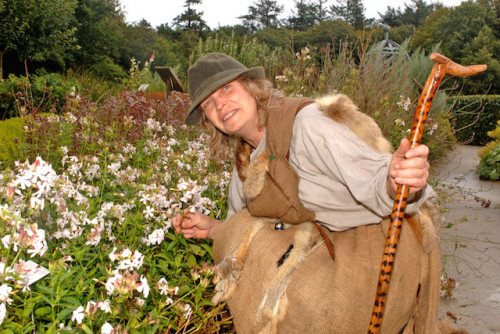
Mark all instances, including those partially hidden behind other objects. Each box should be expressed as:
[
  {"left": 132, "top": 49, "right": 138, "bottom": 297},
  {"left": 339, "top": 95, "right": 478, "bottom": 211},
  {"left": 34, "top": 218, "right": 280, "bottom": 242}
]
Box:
[
  {"left": 428, "top": 122, "right": 438, "bottom": 135},
  {"left": 2, "top": 235, "right": 14, "bottom": 251},
  {"left": 0, "top": 303, "right": 6, "bottom": 325},
  {"left": 143, "top": 206, "right": 155, "bottom": 219},
  {"left": 85, "top": 300, "right": 97, "bottom": 314},
  {"left": 108, "top": 247, "right": 118, "bottom": 262},
  {"left": 0, "top": 285, "right": 13, "bottom": 305},
  {"left": 137, "top": 275, "right": 150, "bottom": 298},
  {"left": 59, "top": 323, "right": 72, "bottom": 331},
  {"left": 157, "top": 278, "right": 169, "bottom": 295},
  {"left": 142, "top": 228, "right": 164, "bottom": 246},
  {"left": 101, "top": 322, "right": 114, "bottom": 334},
  {"left": 71, "top": 306, "right": 85, "bottom": 324},
  {"left": 394, "top": 118, "right": 405, "bottom": 126},
  {"left": 26, "top": 227, "right": 48, "bottom": 258},
  {"left": 183, "top": 304, "right": 192, "bottom": 319},
  {"left": 140, "top": 193, "right": 151, "bottom": 204},
  {"left": 106, "top": 275, "right": 120, "bottom": 295},
  {"left": 130, "top": 250, "right": 144, "bottom": 270},
  {"left": 121, "top": 248, "right": 132, "bottom": 258},
  {"left": 135, "top": 297, "right": 145, "bottom": 307},
  {"left": 98, "top": 300, "right": 112, "bottom": 313}
]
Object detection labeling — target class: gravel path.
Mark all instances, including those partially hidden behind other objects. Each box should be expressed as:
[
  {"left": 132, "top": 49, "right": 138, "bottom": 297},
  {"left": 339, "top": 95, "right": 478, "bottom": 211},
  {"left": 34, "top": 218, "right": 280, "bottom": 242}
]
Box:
[{"left": 433, "top": 145, "right": 500, "bottom": 333}]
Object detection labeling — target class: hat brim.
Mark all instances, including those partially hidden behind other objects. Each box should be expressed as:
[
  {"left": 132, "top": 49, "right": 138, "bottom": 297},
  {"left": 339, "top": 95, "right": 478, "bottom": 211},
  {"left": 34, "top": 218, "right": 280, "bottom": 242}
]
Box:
[{"left": 185, "top": 66, "right": 265, "bottom": 125}]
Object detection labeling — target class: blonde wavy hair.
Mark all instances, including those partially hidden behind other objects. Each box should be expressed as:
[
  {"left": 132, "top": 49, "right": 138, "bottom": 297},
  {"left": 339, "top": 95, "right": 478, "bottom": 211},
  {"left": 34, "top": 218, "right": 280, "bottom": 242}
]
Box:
[{"left": 199, "top": 76, "right": 282, "bottom": 158}]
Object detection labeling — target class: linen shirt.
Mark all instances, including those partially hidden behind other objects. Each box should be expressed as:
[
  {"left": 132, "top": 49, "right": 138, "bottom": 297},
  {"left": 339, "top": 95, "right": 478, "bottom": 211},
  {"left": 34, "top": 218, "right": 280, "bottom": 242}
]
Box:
[{"left": 227, "top": 103, "right": 436, "bottom": 231}]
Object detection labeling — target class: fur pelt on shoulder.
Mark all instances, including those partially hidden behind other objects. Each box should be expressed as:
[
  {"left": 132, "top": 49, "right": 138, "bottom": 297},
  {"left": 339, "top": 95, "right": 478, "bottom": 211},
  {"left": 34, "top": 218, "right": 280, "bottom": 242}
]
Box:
[{"left": 315, "top": 94, "right": 393, "bottom": 154}]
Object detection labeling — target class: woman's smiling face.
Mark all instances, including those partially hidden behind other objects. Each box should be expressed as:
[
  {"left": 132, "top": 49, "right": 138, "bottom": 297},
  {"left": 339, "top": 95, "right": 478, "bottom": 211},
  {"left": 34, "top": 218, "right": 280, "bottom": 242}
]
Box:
[{"left": 201, "top": 79, "right": 259, "bottom": 142}]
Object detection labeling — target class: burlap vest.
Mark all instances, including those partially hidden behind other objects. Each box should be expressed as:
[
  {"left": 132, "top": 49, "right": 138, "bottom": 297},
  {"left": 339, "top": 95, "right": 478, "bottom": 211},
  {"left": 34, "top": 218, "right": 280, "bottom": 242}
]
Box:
[{"left": 237, "top": 97, "right": 316, "bottom": 224}]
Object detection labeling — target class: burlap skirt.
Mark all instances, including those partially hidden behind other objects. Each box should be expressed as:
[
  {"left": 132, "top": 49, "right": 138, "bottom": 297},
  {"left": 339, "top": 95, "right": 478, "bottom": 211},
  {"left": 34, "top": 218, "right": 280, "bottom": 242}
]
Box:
[{"left": 213, "top": 204, "right": 442, "bottom": 334}]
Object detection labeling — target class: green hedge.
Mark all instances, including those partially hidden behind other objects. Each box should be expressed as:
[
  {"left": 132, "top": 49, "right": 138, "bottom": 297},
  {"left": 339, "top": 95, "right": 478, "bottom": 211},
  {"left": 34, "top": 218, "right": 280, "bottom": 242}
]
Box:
[
  {"left": 448, "top": 95, "right": 500, "bottom": 145},
  {"left": 0, "top": 117, "right": 25, "bottom": 164}
]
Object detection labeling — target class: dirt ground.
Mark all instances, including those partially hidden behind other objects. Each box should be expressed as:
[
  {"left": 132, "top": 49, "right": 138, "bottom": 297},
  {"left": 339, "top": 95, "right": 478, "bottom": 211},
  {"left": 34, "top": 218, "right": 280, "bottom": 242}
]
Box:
[{"left": 432, "top": 144, "right": 500, "bottom": 333}]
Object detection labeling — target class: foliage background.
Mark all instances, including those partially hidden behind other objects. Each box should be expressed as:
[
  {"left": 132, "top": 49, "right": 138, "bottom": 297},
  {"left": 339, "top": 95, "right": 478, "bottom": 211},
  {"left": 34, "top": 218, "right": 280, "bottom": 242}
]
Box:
[{"left": 0, "top": 0, "right": 498, "bottom": 95}]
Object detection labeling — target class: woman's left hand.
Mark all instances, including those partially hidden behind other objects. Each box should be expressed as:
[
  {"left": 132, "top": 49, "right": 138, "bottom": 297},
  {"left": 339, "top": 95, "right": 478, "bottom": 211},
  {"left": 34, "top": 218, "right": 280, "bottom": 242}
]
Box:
[{"left": 387, "top": 138, "right": 430, "bottom": 198}]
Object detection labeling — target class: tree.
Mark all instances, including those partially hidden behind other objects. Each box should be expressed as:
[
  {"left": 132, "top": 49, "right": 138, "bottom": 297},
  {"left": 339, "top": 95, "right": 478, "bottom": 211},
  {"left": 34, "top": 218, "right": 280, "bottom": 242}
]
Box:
[
  {"left": 121, "top": 19, "right": 159, "bottom": 68},
  {"left": 413, "top": 1, "right": 499, "bottom": 94},
  {"left": 378, "top": 6, "right": 405, "bottom": 27},
  {"left": 239, "top": 0, "right": 284, "bottom": 32},
  {"left": 73, "top": 0, "right": 126, "bottom": 68},
  {"left": 173, "top": 0, "right": 208, "bottom": 33},
  {"left": 329, "top": 0, "right": 371, "bottom": 30},
  {"left": 314, "top": 0, "right": 329, "bottom": 24},
  {"left": 157, "top": 23, "right": 180, "bottom": 41},
  {"left": 0, "top": 0, "right": 78, "bottom": 77},
  {"left": 0, "top": 0, "right": 32, "bottom": 79},
  {"left": 400, "top": 0, "right": 436, "bottom": 27},
  {"left": 379, "top": 0, "right": 437, "bottom": 28},
  {"left": 294, "top": 19, "right": 357, "bottom": 52},
  {"left": 287, "top": 0, "right": 317, "bottom": 31}
]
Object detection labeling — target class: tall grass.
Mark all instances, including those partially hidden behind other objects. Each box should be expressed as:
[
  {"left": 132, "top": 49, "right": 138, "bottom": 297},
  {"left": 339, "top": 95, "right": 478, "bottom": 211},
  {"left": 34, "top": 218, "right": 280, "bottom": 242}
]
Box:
[{"left": 63, "top": 68, "right": 123, "bottom": 103}]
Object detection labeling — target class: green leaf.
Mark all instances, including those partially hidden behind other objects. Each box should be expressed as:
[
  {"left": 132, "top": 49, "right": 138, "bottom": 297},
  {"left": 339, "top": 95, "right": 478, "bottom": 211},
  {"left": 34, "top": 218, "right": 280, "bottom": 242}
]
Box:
[
  {"left": 61, "top": 296, "right": 81, "bottom": 305},
  {"left": 189, "top": 244, "right": 204, "bottom": 256},
  {"left": 22, "top": 323, "right": 36, "bottom": 334},
  {"left": 55, "top": 307, "right": 74, "bottom": 322},
  {"left": 35, "top": 306, "right": 52, "bottom": 317},
  {"left": 80, "top": 324, "right": 94, "bottom": 334},
  {"left": 187, "top": 254, "right": 197, "bottom": 266}
]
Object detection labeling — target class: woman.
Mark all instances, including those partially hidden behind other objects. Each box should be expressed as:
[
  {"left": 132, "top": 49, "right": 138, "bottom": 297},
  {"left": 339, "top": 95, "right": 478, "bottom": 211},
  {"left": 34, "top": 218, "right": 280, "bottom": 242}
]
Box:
[
  {"left": 172, "top": 53, "right": 445, "bottom": 334},
  {"left": 173, "top": 52, "right": 434, "bottom": 239}
]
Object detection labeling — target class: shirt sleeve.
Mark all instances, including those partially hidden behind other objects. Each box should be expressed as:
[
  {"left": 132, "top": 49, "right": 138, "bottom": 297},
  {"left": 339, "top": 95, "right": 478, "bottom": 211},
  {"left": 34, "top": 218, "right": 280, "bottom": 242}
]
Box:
[
  {"left": 226, "top": 165, "right": 245, "bottom": 219},
  {"left": 291, "top": 108, "right": 434, "bottom": 219}
]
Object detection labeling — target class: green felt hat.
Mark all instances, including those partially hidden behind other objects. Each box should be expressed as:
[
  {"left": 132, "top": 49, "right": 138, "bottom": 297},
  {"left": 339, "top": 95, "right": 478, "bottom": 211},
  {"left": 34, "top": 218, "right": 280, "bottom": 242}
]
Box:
[{"left": 186, "top": 53, "right": 265, "bottom": 125}]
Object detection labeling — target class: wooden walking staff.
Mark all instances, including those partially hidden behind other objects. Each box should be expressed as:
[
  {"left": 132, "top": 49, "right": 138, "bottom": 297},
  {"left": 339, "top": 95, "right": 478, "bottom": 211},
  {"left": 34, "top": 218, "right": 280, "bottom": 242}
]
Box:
[{"left": 368, "top": 53, "right": 487, "bottom": 334}]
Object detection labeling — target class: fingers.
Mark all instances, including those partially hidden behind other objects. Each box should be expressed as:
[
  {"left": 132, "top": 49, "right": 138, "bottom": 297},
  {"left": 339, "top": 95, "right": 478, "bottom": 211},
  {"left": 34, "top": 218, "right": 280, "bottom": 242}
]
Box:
[
  {"left": 172, "top": 210, "right": 193, "bottom": 234},
  {"left": 393, "top": 138, "right": 411, "bottom": 159},
  {"left": 390, "top": 141, "right": 430, "bottom": 193},
  {"left": 404, "top": 142, "right": 429, "bottom": 160}
]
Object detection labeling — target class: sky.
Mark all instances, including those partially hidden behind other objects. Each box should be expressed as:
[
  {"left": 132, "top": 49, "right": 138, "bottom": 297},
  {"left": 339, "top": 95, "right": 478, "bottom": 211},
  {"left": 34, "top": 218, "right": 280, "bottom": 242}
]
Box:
[{"left": 119, "top": 0, "right": 465, "bottom": 29}]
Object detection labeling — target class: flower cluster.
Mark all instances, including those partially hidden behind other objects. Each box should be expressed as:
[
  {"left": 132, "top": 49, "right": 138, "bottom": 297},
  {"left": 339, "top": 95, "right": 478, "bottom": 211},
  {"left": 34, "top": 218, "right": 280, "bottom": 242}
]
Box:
[
  {"left": 396, "top": 95, "right": 412, "bottom": 112},
  {"left": 1, "top": 223, "right": 47, "bottom": 258},
  {"left": 0, "top": 92, "right": 229, "bottom": 331}
]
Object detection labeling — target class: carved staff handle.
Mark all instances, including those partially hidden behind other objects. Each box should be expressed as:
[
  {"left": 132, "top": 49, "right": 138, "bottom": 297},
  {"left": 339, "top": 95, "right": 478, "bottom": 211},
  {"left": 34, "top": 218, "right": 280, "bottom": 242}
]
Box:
[{"left": 368, "top": 53, "right": 487, "bottom": 334}]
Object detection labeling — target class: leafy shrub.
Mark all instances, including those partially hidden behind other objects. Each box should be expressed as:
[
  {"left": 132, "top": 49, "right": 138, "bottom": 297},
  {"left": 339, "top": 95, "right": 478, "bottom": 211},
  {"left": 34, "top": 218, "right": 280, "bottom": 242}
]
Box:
[
  {"left": 478, "top": 145, "right": 500, "bottom": 180},
  {"left": 478, "top": 120, "right": 500, "bottom": 180},
  {"left": 0, "top": 72, "right": 77, "bottom": 119},
  {"left": 0, "top": 117, "right": 25, "bottom": 163},
  {"left": 448, "top": 95, "right": 500, "bottom": 145},
  {"left": 92, "top": 56, "right": 127, "bottom": 82}
]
